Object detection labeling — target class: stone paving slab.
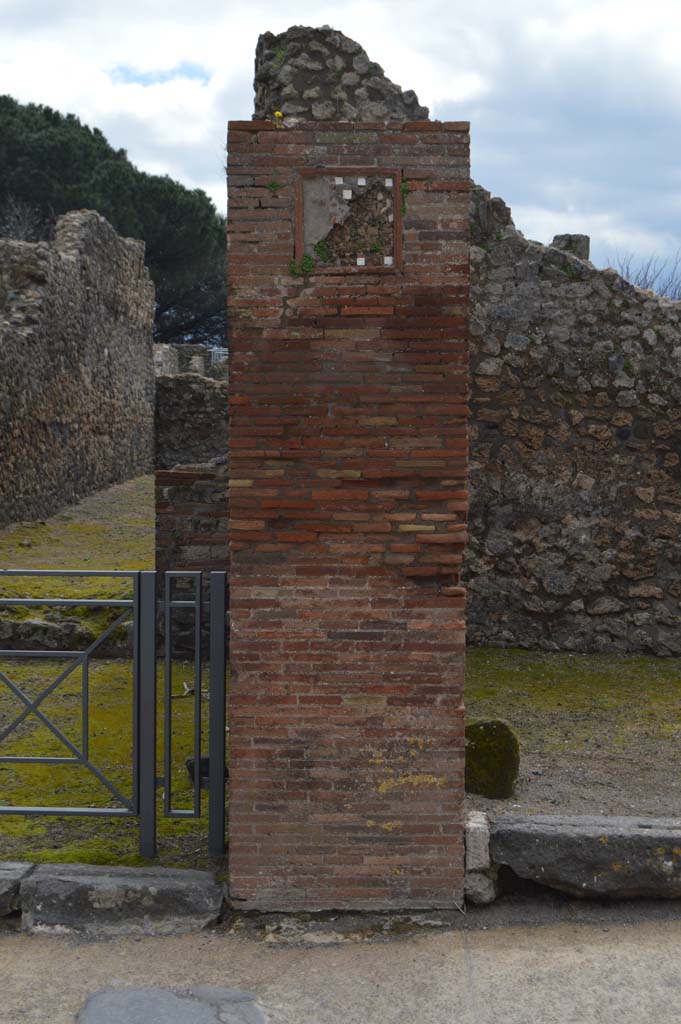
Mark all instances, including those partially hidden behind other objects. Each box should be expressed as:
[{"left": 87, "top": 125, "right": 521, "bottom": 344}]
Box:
[
  {"left": 20, "top": 864, "right": 223, "bottom": 936},
  {"left": 0, "top": 862, "right": 34, "bottom": 917},
  {"left": 77, "top": 986, "right": 267, "bottom": 1024}
]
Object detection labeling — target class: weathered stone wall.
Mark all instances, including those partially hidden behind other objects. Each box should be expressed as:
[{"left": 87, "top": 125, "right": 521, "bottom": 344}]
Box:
[
  {"left": 155, "top": 373, "right": 229, "bottom": 471},
  {"left": 155, "top": 373, "right": 229, "bottom": 579},
  {"left": 467, "top": 187, "right": 681, "bottom": 654},
  {"left": 254, "top": 25, "right": 428, "bottom": 122},
  {"left": 0, "top": 211, "right": 154, "bottom": 526}
]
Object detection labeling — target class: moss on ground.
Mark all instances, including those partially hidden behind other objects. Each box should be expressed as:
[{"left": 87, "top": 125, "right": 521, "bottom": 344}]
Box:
[
  {"left": 0, "top": 476, "right": 154, "bottom": 639},
  {"left": 467, "top": 646, "right": 681, "bottom": 777}
]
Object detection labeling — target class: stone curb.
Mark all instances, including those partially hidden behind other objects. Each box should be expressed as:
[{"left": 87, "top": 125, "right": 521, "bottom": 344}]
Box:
[
  {"left": 5, "top": 814, "right": 681, "bottom": 936},
  {"left": 464, "top": 812, "right": 681, "bottom": 903},
  {"left": 1, "top": 863, "right": 224, "bottom": 936},
  {"left": 0, "top": 861, "right": 34, "bottom": 916},
  {"left": 490, "top": 815, "right": 681, "bottom": 899}
]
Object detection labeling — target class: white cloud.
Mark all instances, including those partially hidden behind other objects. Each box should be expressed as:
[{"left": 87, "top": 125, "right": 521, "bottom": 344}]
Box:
[
  {"left": 513, "top": 203, "right": 678, "bottom": 264},
  {"left": 0, "top": 0, "right": 678, "bottom": 271}
]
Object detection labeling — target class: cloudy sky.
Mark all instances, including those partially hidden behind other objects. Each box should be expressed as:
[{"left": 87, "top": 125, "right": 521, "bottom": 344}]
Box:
[{"left": 2, "top": 0, "right": 680, "bottom": 269}]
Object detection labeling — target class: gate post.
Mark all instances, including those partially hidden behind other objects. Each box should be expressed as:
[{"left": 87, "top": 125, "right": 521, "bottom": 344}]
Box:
[
  {"left": 208, "top": 571, "right": 227, "bottom": 858},
  {"left": 137, "top": 569, "right": 157, "bottom": 859},
  {"left": 227, "top": 120, "right": 470, "bottom": 909}
]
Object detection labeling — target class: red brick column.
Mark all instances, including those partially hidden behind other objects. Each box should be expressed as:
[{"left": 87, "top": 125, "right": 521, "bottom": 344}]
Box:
[{"left": 227, "top": 121, "right": 470, "bottom": 910}]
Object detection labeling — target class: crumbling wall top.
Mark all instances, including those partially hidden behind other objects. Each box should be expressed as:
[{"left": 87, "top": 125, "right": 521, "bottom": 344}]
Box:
[{"left": 254, "top": 25, "right": 429, "bottom": 122}]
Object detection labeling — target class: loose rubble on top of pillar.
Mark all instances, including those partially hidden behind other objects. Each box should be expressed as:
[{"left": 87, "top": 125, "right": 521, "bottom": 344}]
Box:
[{"left": 254, "top": 25, "right": 429, "bottom": 122}]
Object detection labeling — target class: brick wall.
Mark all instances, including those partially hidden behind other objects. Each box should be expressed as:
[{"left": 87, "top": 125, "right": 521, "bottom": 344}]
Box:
[{"left": 227, "top": 120, "right": 470, "bottom": 910}]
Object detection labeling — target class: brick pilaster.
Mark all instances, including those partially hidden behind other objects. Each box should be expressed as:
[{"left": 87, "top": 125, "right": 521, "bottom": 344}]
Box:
[{"left": 227, "top": 121, "right": 470, "bottom": 909}]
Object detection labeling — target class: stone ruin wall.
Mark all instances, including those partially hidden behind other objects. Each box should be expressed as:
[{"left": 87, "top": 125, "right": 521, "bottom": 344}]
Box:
[
  {"left": 0, "top": 210, "right": 155, "bottom": 526},
  {"left": 468, "top": 189, "right": 681, "bottom": 655}
]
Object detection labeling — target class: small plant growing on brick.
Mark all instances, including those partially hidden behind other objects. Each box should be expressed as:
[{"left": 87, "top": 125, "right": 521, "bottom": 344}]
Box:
[
  {"left": 400, "top": 180, "right": 409, "bottom": 215},
  {"left": 266, "top": 180, "right": 283, "bottom": 194},
  {"left": 289, "top": 254, "right": 315, "bottom": 277},
  {"left": 314, "top": 238, "right": 331, "bottom": 262}
]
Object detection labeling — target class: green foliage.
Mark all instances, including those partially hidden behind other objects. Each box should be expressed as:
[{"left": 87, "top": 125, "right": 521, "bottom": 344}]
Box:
[
  {"left": 400, "top": 180, "right": 409, "bottom": 214},
  {"left": 272, "top": 46, "right": 287, "bottom": 69},
  {"left": 561, "top": 261, "right": 579, "bottom": 281},
  {"left": 0, "top": 95, "right": 226, "bottom": 345},
  {"left": 266, "top": 179, "right": 283, "bottom": 193},
  {"left": 313, "top": 238, "right": 331, "bottom": 262},
  {"left": 289, "top": 253, "right": 315, "bottom": 276}
]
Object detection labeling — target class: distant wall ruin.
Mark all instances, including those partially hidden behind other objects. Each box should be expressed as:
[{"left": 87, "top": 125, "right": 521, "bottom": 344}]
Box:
[
  {"left": 155, "top": 373, "right": 228, "bottom": 579},
  {"left": 0, "top": 210, "right": 154, "bottom": 526}
]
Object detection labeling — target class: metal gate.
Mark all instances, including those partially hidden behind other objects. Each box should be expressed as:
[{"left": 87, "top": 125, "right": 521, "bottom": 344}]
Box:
[{"left": 0, "top": 570, "right": 227, "bottom": 859}]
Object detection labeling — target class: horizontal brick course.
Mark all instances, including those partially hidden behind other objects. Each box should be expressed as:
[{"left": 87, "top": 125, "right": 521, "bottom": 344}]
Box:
[{"left": 227, "top": 121, "right": 470, "bottom": 910}]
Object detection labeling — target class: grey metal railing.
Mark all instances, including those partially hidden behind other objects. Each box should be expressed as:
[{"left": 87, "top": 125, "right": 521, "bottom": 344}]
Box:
[{"left": 0, "top": 569, "right": 227, "bottom": 859}]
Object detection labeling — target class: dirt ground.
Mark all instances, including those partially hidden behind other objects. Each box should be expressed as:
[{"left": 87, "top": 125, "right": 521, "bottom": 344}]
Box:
[
  {"left": 1, "top": 476, "right": 680, "bottom": 871},
  {"left": 466, "top": 646, "right": 681, "bottom": 818}
]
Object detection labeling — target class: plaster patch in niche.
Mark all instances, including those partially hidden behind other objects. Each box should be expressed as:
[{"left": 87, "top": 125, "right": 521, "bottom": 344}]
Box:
[{"left": 300, "top": 171, "right": 399, "bottom": 270}]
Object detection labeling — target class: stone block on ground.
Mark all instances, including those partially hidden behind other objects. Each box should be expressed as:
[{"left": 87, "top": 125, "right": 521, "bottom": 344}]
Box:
[
  {"left": 20, "top": 864, "right": 223, "bottom": 935},
  {"left": 464, "top": 871, "right": 498, "bottom": 906},
  {"left": 0, "top": 862, "right": 34, "bottom": 916},
  {"left": 77, "top": 986, "right": 266, "bottom": 1024},
  {"left": 465, "top": 720, "right": 520, "bottom": 799},
  {"left": 465, "top": 811, "right": 491, "bottom": 872},
  {"left": 490, "top": 815, "right": 681, "bottom": 898},
  {"left": 464, "top": 812, "right": 498, "bottom": 905}
]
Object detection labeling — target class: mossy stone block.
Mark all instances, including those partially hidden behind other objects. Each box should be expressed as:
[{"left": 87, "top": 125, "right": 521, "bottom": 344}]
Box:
[{"left": 465, "top": 719, "right": 519, "bottom": 799}]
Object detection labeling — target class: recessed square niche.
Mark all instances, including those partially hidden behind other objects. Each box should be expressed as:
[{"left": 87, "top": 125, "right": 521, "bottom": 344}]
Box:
[{"left": 295, "top": 169, "right": 402, "bottom": 271}]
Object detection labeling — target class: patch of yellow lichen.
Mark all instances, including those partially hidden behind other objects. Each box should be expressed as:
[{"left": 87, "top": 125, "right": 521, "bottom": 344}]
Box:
[{"left": 377, "top": 773, "right": 446, "bottom": 794}]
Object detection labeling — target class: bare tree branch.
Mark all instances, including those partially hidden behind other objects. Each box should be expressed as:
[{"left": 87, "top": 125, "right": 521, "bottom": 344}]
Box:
[{"left": 608, "top": 249, "right": 681, "bottom": 301}]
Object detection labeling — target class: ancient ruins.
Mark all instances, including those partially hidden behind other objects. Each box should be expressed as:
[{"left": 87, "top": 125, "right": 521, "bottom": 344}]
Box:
[{"left": 0, "top": 211, "right": 154, "bottom": 527}]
